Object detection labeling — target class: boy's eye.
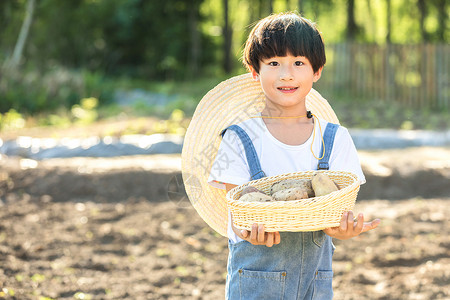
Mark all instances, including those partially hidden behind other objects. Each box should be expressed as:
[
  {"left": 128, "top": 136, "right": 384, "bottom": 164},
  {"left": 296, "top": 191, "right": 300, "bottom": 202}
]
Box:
[
  {"left": 268, "top": 61, "right": 279, "bottom": 66},
  {"left": 295, "top": 61, "right": 304, "bottom": 66}
]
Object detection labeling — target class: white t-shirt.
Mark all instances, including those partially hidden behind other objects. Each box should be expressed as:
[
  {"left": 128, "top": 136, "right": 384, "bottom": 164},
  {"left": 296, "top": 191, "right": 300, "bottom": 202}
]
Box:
[{"left": 208, "top": 117, "right": 365, "bottom": 243}]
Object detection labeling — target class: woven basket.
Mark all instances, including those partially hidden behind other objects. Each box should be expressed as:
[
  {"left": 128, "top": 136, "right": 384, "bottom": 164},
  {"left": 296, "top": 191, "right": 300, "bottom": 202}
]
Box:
[{"left": 226, "top": 170, "right": 360, "bottom": 232}]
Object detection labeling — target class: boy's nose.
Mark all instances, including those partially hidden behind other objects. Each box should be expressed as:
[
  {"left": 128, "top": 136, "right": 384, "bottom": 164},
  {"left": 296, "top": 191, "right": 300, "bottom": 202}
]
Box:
[{"left": 279, "top": 67, "right": 294, "bottom": 81}]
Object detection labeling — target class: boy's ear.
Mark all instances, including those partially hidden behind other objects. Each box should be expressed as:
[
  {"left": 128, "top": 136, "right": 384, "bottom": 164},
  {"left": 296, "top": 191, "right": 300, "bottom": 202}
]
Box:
[
  {"left": 313, "top": 67, "right": 323, "bottom": 83},
  {"left": 250, "top": 67, "right": 259, "bottom": 81}
]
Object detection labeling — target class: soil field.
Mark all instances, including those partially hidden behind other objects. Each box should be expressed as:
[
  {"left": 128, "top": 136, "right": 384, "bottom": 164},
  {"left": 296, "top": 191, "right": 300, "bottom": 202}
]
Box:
[{"left": 0, "top": 148, "right": 449, "bottom": 299}]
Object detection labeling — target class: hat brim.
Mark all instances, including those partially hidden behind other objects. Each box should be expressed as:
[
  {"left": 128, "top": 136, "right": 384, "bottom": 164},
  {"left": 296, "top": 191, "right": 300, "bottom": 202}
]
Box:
[{"left": 181, "top": 73, "right": 339, "bottom": 237}]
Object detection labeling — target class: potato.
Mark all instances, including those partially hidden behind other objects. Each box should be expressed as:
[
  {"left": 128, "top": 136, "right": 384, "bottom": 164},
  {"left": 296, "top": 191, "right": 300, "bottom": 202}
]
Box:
[
  {"left": 240, "top": 186, "right": 265, "bottom": 197},
  {"left": 239, "top": 192, "right": 274, "bottom": 202},
  {"left": 270, "top": 179, "right": 314, "bottom": 198},
  {"left": 311, "top": 173, "right": 339, "bottom": 197},
  {"left": 272, "top": 187, "right": 309, "bottom": 201}
]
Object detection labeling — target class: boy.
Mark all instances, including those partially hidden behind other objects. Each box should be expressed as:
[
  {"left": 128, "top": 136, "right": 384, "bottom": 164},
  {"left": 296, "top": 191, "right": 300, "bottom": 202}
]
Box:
[{"left": 205, "top": 12, "right": 380, "bottom": 299}]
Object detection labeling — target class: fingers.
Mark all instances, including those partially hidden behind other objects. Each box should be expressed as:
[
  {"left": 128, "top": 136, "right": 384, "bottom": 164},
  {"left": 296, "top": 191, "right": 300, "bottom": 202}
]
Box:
[
  {"left": 246, "top": 223, "right": 280, "bottom": 247},
  {"left": 274, "top": 232, "right": 281, "bottom": 245},
  {"left": 354, "top": 213, "right": 364, "bottom": 234},
  {"left": 347, "top": 211, "right": 354, "bottom": 230},
  {"left": 371, "top": 218, "right": 381, "bottom": 228},
  {"left": 326, "top": 211, "right": 380, "bottom": 240},
  {"left": 258, "top": 224, "right": 265, "bottom": 243},
  {"left": 340, "top": 211, "right": 348, "bottom": 231},
  {"left": 265, "top": 232, "right": 274, "bottom": 247},
  {"left": 249, "top": 223, "right": 258, "bottom": 243},
  {"left": 362, "top": 218, "right": 381, "bottom": 233},
  {"left": 347, "top": 212, "right": 381, "bottom": 235},
  {"left": 264, "top": 231, "right": 281, "bottom": 247},
  {"left": 266, "top": 231, "right": 281, "bottom": 247},
  {"left": 249, "top": 223, "right": 264, "bottom": 244}
]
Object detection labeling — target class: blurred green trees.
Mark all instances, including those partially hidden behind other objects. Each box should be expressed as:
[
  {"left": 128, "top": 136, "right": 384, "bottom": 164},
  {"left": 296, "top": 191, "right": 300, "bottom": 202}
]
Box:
[
  {"left": 1, "top": 0, "right": 216, "bottom": 78},
  {"left": 0, "top": 0, "right": 448, "bottom": 115}
]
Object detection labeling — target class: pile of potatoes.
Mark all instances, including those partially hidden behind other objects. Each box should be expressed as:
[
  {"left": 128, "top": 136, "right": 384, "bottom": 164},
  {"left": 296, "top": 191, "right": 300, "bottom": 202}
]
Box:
[{"left": 238, "top": 173, "right": 339, "bottom": 202}]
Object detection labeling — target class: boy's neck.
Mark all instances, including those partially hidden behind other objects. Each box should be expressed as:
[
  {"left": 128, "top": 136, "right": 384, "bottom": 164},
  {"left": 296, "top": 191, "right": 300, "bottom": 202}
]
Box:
[
  {"left": 260, "top": 107, "right": 312, "bottom": 125},
  {"left": 260, "top": 111, "right": 315, "bottom": 146}
]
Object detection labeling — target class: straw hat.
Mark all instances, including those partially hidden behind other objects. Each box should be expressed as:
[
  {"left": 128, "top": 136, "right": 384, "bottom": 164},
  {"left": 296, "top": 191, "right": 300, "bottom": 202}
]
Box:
[{"left": 181, "top": 73, "right": 339, "bottom": 237}]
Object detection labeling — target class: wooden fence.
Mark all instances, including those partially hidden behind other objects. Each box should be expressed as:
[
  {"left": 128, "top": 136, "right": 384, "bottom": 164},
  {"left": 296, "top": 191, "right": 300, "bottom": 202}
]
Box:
[{"left": 317, "top": 43, "right": 450, "bottom": 110}]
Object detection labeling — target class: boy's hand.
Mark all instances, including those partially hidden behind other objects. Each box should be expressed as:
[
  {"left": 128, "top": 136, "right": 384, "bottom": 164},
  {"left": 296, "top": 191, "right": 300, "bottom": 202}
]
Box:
[
  {"left": 231, "top": 218, "right": 281, "bottom": 247},
  {"left": 227, "top": 185, "right": 280, "bottom": 247},
  {"left": 323, "top": 211, "right": 380, "bottom": 240}
]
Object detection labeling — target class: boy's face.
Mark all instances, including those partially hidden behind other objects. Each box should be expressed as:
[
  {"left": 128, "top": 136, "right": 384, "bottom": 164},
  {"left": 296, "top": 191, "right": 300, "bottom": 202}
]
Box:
[{"left": 251, "top": 54, "right": 322, "bottom": 115}]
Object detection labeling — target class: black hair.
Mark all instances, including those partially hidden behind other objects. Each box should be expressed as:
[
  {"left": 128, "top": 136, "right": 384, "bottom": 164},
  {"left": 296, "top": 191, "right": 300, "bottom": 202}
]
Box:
[{"left": 243, "top": 12, "right": 326, "bottom": 74}]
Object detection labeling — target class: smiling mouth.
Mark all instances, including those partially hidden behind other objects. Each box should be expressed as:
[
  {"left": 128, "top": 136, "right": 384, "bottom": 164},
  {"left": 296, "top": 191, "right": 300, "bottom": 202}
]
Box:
[{"left": 278, "top": 87, "right": 298, "bottom": 91}]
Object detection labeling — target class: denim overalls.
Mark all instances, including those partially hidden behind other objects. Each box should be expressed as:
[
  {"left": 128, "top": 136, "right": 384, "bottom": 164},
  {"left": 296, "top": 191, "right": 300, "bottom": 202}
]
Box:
[{"left": 222, "top": 122, "right": 339, "bottom": 300}]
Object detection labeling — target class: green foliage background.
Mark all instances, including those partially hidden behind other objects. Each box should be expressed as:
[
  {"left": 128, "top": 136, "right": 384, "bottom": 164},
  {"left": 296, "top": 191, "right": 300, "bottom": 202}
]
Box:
[{"left": 0, "top": 0, "right": 448, "bottom": 130}]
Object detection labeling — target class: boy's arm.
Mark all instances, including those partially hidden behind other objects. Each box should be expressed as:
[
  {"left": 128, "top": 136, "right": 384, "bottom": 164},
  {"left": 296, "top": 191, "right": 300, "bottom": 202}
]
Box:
[
  {"left": 323, "top": 126, "right": 380, "bottom": 238},
  {"left": 226, "top": 183, "right": 281, "bottom": 247},
  {"left": 225, "top": 183, "right": 238, "bottom": 192}
]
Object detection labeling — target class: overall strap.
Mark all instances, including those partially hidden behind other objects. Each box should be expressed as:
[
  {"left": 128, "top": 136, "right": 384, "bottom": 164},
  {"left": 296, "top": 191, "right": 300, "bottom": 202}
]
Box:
[
  {"left": 221, "top": 125, "right": 266, "bottom": 180},
  {"left": 317, "top": 122, "right": 339, "bottom": 170}
]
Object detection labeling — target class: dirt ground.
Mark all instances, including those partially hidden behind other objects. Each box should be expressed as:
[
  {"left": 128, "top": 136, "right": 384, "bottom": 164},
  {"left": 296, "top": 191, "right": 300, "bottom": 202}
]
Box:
[{"left": 0, "top": 147, "right": 449, "bottom": 300}]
